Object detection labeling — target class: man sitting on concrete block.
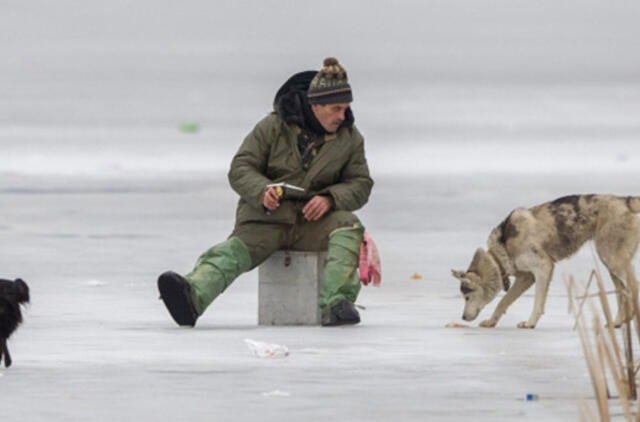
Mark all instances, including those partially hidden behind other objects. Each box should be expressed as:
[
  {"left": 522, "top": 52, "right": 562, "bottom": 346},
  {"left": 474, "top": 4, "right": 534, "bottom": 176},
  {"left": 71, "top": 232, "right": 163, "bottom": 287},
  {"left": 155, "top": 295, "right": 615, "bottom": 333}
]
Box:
[{"left": 157, "top": 57, "right": 374, "bottom": 327}]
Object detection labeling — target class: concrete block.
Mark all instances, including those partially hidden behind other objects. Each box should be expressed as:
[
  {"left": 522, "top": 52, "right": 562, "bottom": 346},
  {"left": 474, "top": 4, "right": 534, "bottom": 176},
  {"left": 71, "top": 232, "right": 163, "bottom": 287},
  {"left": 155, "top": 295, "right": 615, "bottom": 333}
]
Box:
[{"left": 258, "top": 250, "right": 326, "bottom": 325}]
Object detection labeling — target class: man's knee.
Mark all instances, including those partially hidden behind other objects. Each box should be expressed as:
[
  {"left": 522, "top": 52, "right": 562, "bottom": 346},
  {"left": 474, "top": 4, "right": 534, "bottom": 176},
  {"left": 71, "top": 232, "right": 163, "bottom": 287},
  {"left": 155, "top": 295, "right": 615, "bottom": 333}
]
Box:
[
  {"left": 324, "top": 210, "right": 362, "bottom": 232},
  {"left": 294, "top": 211, "right": 363, "bottom": 252},
  {"left": 229, "top": 223, "right": 288, "bottom": 269}
]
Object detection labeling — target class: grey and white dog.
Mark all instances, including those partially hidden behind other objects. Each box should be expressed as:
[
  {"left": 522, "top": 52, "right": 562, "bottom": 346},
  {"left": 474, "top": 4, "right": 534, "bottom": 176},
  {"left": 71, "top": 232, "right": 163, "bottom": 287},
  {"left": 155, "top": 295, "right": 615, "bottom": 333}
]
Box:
[{"left": 452, "top": 195, "right": 640, "bottom": 329}]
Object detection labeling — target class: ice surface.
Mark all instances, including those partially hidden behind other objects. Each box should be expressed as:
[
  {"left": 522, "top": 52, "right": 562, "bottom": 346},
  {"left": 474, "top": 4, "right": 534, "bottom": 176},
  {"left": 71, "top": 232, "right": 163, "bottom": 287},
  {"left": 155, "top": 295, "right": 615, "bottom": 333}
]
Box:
[
  {"left": 2, "top": 1, "right": 640, "bottom": 421},
  {"left": 2, "top": 172, "right": 638, "bottom": 421}
]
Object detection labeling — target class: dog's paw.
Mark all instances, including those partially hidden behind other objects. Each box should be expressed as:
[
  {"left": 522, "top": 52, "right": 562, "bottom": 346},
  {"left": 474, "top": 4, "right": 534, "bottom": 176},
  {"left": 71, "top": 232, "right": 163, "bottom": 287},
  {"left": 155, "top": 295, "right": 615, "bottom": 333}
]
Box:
[
  {"left": 479, "top": 319, "right": 497, "bottom": 328},
  {"left": 517, "top": 321, "right": 535, "bottom": 329}
]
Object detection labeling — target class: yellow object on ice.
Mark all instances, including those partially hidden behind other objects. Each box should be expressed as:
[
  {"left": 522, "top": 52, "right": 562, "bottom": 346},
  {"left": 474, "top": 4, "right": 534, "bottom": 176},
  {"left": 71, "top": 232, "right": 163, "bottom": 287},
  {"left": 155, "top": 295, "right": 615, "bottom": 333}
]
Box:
[
  {"left": 409, "top": 273, "right": 422, "bottom": 280},
  {"left": 445, "top": 322, "right": 468, "bottom": 328}
]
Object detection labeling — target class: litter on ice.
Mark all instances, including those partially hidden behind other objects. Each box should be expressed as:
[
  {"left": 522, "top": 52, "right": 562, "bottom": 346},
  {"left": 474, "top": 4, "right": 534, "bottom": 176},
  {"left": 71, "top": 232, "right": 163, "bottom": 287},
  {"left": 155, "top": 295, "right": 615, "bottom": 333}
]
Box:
[
  {"left": 445, "top": 322, "right": 468, "bottom": 328},
  {"left": 244, "top": 339, "right": 290, "bottom": 358}
]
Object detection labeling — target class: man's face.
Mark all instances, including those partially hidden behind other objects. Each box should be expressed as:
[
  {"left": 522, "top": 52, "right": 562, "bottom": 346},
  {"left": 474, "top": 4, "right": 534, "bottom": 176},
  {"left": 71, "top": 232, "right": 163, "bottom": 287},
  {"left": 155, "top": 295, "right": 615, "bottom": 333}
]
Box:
[{"left": 311, "top": 102, "right": 350, "bottom": 133}]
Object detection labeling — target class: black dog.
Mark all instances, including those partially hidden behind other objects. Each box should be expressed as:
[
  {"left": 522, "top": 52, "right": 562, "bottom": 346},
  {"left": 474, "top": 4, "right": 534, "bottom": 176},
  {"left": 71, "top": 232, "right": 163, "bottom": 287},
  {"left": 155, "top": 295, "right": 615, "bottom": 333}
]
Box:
[{"left": 0, "top": 278, "right": 30, "bottom": 368}]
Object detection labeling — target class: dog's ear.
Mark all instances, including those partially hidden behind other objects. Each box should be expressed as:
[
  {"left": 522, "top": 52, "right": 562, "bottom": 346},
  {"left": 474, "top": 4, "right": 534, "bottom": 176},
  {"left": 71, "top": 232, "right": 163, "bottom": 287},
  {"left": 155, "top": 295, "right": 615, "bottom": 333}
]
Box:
[
  {"left": 452, "top": 269, "right": 478, "bottom": 293},
  {"left": 468, "top": 248, "right": 487, "bottom": 272},
  {"left": 469, "top": 248, "right": 501, "bottom": 287},
  {"left": 451, "top": 269, "right": 466, "bottom": 280},
  {"left": 460, "top": 280, "right": 477, "bottom": 294},
  {"left": 469, "top": 248, "right": 495, "bottom": 276},
  {"left": 13, "top": 278, "right": 29, "bottom": 303}
]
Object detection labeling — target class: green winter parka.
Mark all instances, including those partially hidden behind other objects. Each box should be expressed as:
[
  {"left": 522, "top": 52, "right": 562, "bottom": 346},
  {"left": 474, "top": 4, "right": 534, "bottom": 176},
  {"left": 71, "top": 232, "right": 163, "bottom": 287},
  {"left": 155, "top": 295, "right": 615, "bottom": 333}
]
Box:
[{"left": 228, "top": 112, "right": 373, "bottom": 225}]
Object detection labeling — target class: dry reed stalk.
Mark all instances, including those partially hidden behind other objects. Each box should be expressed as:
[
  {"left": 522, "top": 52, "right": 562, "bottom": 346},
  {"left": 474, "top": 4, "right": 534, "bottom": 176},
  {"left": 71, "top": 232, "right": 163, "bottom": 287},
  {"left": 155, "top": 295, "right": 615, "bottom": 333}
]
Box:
[
  {"left": 593, "top": 268, "right": 626, "bottom": 383},
  {"left": 621, "top": 271, "right": 640, "bottom": 404},
  {"left": 627, "top": 270, "right": 640, "bottom": 421},
  {"left": 567, "top": 275, "right": 577, "bottom": 319},
  {"left": 595, "top": 321, "right": 634, "bottom": 421},
  {"left": 629, "top": 270, "right": 640, "bottom": 351},
  {"left": 624, "top": 316, "right": 637, "bottom": 400},
  {"left": 589, "top": 273, "right": 634, "bottom": 404},
  {"left": 566, "top": 267, "right": 640, "bottom": 422},
  {"left": 578, "top": 396, "right": 598, "bottom": 422},
  {"left": 584, "top": 399, "right": 599, "bottom": 422},
  {"left": 573, "top": 270, "right": 599, "bottom": 330},
  {"left": 604, "top": 268, "right": 637, "bottom": 401},
  {"left": 572, "top": 291, "right": 610, "bottom": 421},
  {"left": 578, "top": 290, "right": 621, "bottom": 300},
  {"left": 630, "top": 276, "right": 640, "bottom": 354}
]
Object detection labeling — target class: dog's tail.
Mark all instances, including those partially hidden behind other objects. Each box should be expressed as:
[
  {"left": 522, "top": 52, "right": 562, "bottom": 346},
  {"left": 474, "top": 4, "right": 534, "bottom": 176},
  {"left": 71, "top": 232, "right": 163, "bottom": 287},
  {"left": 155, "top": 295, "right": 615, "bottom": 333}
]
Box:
[{"left": 628, "top": 197, "right": 640, "bottom": 214}]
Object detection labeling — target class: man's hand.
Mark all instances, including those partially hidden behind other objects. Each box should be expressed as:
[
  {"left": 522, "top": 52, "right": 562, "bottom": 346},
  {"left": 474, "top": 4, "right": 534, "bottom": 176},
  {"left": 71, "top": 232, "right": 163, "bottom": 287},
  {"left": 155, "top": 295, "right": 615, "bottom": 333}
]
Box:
[
  {"left": 303, "top": 195, "right": 333, "bottom": 221},
  {"left": 263, "top": 187, "right": 281, "bottom": 211}
]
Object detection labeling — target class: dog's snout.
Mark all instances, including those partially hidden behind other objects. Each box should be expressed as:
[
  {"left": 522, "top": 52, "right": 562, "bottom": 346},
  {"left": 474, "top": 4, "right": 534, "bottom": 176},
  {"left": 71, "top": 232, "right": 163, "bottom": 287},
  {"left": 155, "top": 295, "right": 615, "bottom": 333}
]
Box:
[{"left": 462, "top": 314, "right": 469, "bottom": 321}]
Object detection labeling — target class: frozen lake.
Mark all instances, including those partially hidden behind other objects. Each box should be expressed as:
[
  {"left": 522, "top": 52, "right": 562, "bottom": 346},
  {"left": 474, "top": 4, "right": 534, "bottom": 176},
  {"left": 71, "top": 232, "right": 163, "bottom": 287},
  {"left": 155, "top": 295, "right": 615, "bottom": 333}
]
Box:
[
  {"left": 2, "top": 172, "right": 640, "bottom": 421},
  {"left": 2, "top": 1, "right": 640, "bottom": 420}
]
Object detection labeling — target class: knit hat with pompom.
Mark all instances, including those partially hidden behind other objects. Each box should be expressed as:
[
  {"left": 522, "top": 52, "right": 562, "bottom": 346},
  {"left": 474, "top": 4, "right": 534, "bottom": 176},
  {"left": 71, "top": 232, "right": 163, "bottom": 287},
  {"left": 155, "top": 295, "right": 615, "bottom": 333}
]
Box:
[{"left": 307, "top": 57, "right": 353, "bottom": 105}]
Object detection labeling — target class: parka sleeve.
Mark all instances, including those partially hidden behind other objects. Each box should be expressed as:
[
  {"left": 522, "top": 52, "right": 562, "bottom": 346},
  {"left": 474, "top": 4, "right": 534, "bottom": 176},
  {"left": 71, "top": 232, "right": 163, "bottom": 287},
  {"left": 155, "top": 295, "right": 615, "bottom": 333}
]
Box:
[
  {"left": 324, "top": 133, "right": 374, "bottom": 211},
  {"left": 227, "top": 116, "right": 275, "bottom": 209}
]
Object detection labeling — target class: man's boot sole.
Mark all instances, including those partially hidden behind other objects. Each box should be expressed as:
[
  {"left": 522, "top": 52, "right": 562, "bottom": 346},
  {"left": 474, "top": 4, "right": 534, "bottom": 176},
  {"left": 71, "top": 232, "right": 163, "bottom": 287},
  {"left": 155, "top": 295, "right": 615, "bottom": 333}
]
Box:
[
  {"left": 321, "top": 317, "right": 360, "bottom": 327},
  {"left": 158, "top": 271, "right": 198, "bottom": 327}
]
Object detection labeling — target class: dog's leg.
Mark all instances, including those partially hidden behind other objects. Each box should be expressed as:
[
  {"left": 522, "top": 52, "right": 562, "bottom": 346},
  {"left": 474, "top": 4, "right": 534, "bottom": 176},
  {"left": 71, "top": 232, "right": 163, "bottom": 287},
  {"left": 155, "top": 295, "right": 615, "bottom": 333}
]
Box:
[
  {"left": 594, "top": 207, "right": 640, "bottom": 327},
  {"left": 626, "top": 266, "right": 639, "bottom": 323},
  {"left": 598, "top": 247, "right": 635, "bottom": 327},
  {"left": 607, "top": 269, "right": 630, "bottom": 328},
  {"left": 1, "top": 338, "right": 10, "bottom": 368},
  {"left": 480, "top": 273, "right": 534, "bottom": 327},
  {"left": 518, "top": 264, "right": 554, "bottom": 329}
]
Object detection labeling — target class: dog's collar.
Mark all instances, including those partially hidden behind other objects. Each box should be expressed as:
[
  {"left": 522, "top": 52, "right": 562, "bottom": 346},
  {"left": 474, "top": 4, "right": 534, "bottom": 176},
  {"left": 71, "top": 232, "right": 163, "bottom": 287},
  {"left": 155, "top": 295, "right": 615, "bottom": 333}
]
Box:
[{"left": 488, "top": 250, "right": 510, "bottom": 291}]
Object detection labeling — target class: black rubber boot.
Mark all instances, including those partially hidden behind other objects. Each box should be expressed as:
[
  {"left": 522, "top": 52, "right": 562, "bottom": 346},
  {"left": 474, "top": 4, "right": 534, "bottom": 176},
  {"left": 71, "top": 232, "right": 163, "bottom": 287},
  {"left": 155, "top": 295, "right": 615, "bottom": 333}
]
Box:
[
  {"left": 158, "top": 271, "right": 198, "bottom": 327},
  {"left": 321, "top": 299, "right": 361, "bottom": 327}
]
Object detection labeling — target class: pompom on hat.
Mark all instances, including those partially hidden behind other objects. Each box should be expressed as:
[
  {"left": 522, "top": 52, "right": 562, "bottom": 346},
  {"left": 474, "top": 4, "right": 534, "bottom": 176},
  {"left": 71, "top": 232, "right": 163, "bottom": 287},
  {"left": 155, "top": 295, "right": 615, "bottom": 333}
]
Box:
[{"left": 307, "top": 57, "right": 353, "bottom": 105}]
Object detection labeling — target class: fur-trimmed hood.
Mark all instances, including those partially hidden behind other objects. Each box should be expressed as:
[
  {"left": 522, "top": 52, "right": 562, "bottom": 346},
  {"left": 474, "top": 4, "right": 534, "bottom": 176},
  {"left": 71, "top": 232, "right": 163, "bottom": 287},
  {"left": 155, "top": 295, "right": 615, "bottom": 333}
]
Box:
[{"left": 272, "top": 70, "right": 354, "bottom": 134}]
